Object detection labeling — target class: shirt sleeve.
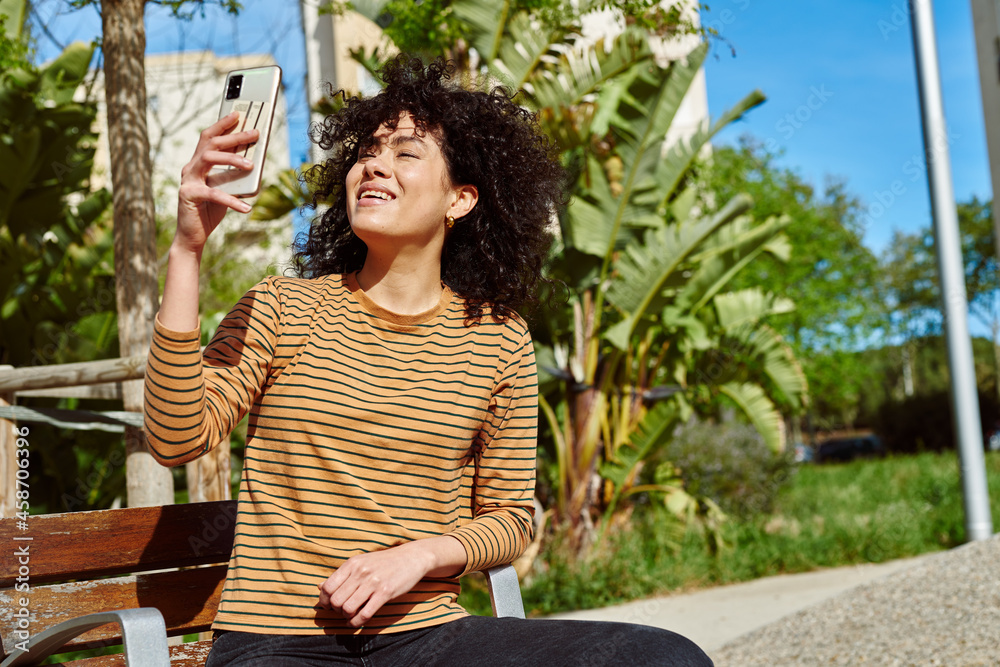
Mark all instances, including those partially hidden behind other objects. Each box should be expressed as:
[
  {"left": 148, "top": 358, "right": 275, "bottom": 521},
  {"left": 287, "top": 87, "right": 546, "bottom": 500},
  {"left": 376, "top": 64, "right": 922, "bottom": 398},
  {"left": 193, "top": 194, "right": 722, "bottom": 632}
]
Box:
[
  {"left": 449, "top": 325, "right": 538, "bottom": 575},
  {"left": 144, "top": 277, "right": 280, "bottom": 467}
]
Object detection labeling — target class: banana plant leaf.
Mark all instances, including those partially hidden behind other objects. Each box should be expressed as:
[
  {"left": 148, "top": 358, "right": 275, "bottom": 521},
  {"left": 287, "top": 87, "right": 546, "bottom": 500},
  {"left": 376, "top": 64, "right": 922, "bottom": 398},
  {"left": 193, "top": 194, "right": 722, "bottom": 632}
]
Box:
[
  {"left": 604, "top": 193, "right": 753, "bottom": 350},
  {"left": 719, "top": 381, "right": 784, "bottom": 452}
]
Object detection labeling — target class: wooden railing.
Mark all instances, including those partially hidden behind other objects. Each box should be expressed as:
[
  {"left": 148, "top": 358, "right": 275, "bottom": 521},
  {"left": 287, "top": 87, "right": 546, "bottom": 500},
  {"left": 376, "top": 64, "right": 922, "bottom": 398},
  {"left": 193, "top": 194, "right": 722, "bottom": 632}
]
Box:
[
  {"left": 0, "top": 357, "right": 144, "bottom": 431},
  {"left": 0, "top": 355, "right": 228, "bottom": 518}
]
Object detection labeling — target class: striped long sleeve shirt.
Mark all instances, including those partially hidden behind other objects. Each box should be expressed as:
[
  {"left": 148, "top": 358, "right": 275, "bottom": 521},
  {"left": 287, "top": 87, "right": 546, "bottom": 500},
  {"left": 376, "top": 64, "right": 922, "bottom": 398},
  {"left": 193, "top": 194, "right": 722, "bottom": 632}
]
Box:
[{"left": 143, "top": 273, "right": 537, "bottom": 634}]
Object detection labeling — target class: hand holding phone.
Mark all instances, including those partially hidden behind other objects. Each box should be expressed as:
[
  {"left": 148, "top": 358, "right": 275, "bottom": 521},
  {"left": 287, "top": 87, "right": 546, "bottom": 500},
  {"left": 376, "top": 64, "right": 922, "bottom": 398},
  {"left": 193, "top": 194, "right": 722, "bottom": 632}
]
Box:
[{"left": 208, "top": 66, "right": 282, "bottom": 198}]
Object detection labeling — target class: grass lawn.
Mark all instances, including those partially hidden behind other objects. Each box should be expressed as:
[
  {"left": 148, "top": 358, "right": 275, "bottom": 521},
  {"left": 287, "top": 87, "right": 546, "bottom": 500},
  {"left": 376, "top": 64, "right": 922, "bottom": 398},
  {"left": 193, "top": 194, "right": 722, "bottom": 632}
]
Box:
[{"left": 459, "top": 451, "right": 1000, "bottom": 616}]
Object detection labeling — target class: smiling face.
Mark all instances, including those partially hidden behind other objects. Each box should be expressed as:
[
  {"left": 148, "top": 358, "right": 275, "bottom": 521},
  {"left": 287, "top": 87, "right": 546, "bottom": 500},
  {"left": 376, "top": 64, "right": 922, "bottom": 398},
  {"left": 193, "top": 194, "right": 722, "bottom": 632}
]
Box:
[{"left": 345, "top": 113, "right": 476, "bottom": 261}]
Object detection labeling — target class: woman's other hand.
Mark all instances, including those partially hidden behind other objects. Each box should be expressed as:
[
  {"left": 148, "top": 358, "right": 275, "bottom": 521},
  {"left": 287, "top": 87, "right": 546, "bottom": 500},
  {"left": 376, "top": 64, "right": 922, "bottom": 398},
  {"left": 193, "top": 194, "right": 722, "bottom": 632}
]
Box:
[{"left": 317, "top": 536, "right": 466, "bottom": 628}]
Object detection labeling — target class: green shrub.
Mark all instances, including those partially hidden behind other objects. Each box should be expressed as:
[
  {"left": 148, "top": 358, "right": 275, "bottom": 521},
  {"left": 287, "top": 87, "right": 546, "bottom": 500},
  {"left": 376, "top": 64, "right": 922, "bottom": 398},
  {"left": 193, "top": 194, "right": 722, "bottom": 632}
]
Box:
[{"left": 661, "top": 420, "right": 795, "bottom": 519}]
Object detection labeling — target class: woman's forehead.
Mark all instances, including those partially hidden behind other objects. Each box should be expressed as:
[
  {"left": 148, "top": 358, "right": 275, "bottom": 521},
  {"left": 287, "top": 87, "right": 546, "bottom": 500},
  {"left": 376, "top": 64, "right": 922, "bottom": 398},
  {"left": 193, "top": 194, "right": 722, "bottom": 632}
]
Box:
[{"left": 364, "top": 112, "right": 442, "bottom": 145}]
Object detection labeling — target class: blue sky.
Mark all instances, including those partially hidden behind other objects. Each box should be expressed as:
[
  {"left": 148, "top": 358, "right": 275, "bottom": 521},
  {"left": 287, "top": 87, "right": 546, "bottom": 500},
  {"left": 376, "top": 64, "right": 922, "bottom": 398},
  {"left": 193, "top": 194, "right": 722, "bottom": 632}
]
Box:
[
  {"left": 31, "top": 1, "right": 992, "bottom": 255},
  {"left": 701, "top": 1, "right": 991, "bottom": 254}
]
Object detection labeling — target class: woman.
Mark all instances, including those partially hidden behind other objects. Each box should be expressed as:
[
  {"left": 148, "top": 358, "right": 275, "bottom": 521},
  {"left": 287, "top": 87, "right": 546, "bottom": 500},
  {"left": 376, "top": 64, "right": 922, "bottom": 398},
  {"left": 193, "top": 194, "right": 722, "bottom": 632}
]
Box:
[{"left": 145, "top": 56, "right": 712, "bottom": 666}]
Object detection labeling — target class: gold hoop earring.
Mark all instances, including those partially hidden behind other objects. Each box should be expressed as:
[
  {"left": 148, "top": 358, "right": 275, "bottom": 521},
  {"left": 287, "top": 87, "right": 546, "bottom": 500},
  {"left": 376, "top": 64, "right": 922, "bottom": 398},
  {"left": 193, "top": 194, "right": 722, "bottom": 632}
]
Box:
[{"left": 446, "top": 215, "right": 456, "bottom": 229}]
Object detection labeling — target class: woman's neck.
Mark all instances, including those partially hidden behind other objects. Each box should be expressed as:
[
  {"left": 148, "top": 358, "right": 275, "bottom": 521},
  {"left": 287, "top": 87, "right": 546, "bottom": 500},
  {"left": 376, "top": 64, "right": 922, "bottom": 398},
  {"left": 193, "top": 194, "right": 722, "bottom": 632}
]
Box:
[{"left": 356, "top": 257, "right": 444, "bottom": 316}]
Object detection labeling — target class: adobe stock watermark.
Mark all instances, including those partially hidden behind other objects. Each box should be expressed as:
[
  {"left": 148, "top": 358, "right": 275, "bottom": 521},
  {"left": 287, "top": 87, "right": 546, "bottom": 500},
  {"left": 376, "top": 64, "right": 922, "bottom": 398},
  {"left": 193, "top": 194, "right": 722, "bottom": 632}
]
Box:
[
  {"left": 11, "top": 425, "right": 33, "bottom": 656},
  {"left": 187, "top": 501, "right": 238, "bottom": 556},
  {"left": 761, "top": 84, "right": 835, "bottom": 154},
  {"left": 694, "top": 335, "right": 759, "bottom": 388},
  {"left": 857, "top": 124, "right": 960, "bottom": 232},
  {"left": 703, "top": 0, "right": 753, "bottom": 38},
  {"left": 877, "top": 2, "right": 914, "bottom": 40}
]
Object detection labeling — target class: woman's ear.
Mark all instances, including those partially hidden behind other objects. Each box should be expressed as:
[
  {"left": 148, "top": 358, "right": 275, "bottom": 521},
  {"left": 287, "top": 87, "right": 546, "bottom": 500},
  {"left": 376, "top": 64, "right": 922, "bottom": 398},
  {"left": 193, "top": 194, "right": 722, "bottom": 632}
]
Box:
[{"left": 449, "top": 184, "right": 479, "bottom": 221}]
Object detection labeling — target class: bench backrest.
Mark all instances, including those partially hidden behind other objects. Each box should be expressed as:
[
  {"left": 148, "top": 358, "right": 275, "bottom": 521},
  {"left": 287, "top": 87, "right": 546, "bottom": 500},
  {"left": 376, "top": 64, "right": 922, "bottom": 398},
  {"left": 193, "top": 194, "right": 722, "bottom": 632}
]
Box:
[{"left": 0, "top": 501, "right": 236, "bottom": 660}]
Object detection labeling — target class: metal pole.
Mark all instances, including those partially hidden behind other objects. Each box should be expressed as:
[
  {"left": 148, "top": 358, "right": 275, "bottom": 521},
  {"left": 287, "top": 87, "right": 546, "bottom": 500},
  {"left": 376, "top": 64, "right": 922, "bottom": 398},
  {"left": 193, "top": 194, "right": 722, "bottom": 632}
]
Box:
[{"left": 909, "top": 0, "right": 994, "bottom": 541}]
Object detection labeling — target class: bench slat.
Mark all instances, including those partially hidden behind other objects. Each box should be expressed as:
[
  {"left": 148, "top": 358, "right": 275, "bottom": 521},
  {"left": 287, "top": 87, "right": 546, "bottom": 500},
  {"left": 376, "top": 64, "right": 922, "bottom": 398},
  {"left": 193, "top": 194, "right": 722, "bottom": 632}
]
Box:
[
  {"left": 0, "top": 565, "right": 225, "bottom": 655},
  {"left": 0, "top": 501, "right": 236, "bottom": 587},
  {"left": 60, "top": 638, "right": 213, "bottom": 667}
]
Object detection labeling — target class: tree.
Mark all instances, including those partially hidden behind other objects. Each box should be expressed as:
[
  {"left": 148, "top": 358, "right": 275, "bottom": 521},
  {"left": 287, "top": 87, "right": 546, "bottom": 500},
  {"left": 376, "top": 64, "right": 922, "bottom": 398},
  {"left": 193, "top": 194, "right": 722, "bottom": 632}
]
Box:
[
  {"left": 94, "top": 0, "right": 173, "bottom": 508},
  {"left": 954, "top": 198, "right": 1000, "bottom": 402},
  {"left": 881, "top": 227, "right": 938, "bottom": 398},
  {"left": 23, "top": 0, "right": 242, "bottom": 507},
  {"left": 528, "top": 43, "right": 805, "bottom": 547},
  {"left": 335, "top": 0, "right": 702, "bottom": 62},
  {"left": 882, "top": 198, "right": 1000, "bottom": 402},
  {"left": 698, "top": 138, "right": 883, "bottom": 434}
]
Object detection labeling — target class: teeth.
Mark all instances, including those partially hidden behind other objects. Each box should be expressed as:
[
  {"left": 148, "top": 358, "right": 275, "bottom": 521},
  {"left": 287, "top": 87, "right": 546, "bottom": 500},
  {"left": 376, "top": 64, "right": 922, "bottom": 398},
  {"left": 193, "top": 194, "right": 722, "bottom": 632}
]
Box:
[{"left": 362, "top": 190, "right": 393, "bottom": 200}]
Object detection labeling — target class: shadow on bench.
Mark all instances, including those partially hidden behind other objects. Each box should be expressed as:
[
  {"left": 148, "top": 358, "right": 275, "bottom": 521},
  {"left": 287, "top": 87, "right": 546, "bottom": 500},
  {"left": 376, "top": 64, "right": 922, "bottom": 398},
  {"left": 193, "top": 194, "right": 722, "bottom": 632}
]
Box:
[{"left": 0, "top": 500, "right": 524, "bottom": 666}]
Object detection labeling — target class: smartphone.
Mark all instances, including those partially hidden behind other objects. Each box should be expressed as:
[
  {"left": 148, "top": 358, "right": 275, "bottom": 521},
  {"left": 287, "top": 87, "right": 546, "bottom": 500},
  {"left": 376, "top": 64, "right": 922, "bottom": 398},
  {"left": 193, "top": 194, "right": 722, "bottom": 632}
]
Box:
[{"left": 209, "top": 65, "right": 282, "bottom": 198}]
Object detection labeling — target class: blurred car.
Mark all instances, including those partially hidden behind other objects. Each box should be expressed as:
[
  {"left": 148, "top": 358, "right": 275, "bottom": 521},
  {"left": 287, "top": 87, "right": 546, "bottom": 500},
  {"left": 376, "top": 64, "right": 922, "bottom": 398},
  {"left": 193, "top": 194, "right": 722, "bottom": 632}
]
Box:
[
  {"left": 793, "top": 442, "right": 814, "bottom": 463},
  {"left": 815, "top": 435, "right": 885, "bottom": 464},
  {"left": 987, "top": 430, "right": 1000, "bottom": 452}
]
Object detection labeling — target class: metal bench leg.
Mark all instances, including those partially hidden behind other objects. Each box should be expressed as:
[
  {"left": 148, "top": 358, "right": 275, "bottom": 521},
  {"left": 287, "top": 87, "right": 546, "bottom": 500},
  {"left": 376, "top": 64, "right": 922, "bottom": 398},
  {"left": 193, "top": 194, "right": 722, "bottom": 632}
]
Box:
[
  {"left": 485, "top": 564, "right": 525, "bottom": 619},
  {"left": 0, "top": 608, "right": 169, "bottom": 667}
]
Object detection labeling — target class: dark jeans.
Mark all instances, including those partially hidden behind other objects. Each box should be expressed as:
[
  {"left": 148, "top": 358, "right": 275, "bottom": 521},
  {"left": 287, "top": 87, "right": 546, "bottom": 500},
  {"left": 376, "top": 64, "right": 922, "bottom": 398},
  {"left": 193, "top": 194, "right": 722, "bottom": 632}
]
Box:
[{"left": 205, "top": 616, "right": 713, "bottom": 666}]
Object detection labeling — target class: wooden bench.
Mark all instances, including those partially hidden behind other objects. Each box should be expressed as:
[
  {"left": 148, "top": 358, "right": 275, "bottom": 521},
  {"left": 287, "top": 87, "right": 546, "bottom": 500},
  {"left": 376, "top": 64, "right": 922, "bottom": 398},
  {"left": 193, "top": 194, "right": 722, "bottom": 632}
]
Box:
[{"left": 0, "top": 500, "right": 525, "bottom": 666}]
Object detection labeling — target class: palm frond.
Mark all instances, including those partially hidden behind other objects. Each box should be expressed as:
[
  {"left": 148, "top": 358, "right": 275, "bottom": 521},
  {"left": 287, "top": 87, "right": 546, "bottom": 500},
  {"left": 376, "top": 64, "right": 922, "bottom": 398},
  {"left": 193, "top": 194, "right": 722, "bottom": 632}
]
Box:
[
  {"left": 678, "top": 214, "right": 791, "bottom": 315},
  {"left": 653, "top": 89, "right": 766, "bottom": 205},
  {"left": 597, "top": 42, "right": 709, "bottom": 274},
  {"left": 724, "top": 323, "right": 809, "bottom": 412},
  {"left": 718, "top": 381, "right": 784, "bottom": 452},
  {"left": 599, "top": 399, "right": 681, "bottom": 491},
  {"left": 604, "top": 194, "right": 753, "bottom": 350},
  {"left": 527, "top": 27, "right": 653, "bottom": 112},
  {"left": 452, "top": 0, "right": 513, "bottom": 61},
  {"left": 251, "top": 168, "right": 309, "bottom": 222},
  {"left": 713, "top": 288, "right": 795, "bottom": 330},
  {"left": 490, "top": 11, "right": 564, "bottom": 91}
]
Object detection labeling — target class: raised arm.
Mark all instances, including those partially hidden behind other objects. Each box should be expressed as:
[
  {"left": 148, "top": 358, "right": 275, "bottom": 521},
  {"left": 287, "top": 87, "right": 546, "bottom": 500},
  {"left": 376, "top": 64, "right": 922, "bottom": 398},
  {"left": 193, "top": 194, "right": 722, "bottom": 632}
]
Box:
[
  {"left": 158, "top": 112, "right": 259, "bottom": 331},
  {"left": 143, "top": 114, "right": 263, "bottom": 467}
]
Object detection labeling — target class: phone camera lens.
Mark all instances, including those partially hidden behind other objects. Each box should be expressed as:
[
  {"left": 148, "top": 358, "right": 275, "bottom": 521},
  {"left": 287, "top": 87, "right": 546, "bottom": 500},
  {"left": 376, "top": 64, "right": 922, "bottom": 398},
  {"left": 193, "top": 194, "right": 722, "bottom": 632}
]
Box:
[{"left": 226, "top": 75, "right": 243, "bottom": 100}]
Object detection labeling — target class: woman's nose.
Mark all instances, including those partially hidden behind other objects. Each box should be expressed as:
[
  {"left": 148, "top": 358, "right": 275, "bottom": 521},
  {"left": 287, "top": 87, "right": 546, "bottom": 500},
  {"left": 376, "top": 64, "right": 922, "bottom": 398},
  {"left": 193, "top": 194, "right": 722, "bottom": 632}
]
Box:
[{"left": 363, "top": 152, "right": 390, "bottom": 178}]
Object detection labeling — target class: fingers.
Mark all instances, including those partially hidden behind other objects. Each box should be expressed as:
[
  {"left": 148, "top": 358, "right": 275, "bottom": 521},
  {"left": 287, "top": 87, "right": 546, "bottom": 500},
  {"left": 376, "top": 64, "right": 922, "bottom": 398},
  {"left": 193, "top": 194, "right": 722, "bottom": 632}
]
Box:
[
  {"left": 172, "top": 116, "right": 258, "bottom": 252},
  {"left": 203, "top": 149, "right": 255, "bottom": 171},
  {"left": 178, "top": 120, "right": 258, "bottom": 212},
  {"left": 184, "top": 132, "right": 259, "bottom": 178},
  {"left": 184, "top": 113, "right": 259, "bottom": 181},
  {"left": 189, "top": 182, "right": 252, "bottom": 215},
  {"left": 317, "top": 561, "right": 394, "bottom": 628},
  {"left": 203, "top": 111, "right": 252, "bottom": 143},
  {"left": 317, "top": 569, "right": 350, "bottom": 609},
  {"left": 210, "top": 128, "right": 260, "bottom": 153},
  {"left": 204, "top": 112, "right": 258, "bottom": 147},
  {"left": 345, "top": 590, "right": 389, "bottom": 628}
]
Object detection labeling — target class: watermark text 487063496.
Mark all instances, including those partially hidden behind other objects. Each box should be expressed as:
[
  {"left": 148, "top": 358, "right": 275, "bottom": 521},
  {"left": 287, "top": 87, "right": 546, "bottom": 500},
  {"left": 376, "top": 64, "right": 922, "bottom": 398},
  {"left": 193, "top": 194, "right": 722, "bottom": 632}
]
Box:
[{"left": 11, "top": 424, "right": 33, "bottom": 654}]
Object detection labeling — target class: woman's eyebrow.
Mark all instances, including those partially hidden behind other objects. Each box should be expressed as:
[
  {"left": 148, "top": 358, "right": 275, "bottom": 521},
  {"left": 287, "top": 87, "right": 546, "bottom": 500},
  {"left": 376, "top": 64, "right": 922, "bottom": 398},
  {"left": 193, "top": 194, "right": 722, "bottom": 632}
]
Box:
[
  {"left": 387, "top": 134, "right": 426, "bottom": 148},
  {"left": 359, "top": 134, "right": 427, "bottom": 154}
]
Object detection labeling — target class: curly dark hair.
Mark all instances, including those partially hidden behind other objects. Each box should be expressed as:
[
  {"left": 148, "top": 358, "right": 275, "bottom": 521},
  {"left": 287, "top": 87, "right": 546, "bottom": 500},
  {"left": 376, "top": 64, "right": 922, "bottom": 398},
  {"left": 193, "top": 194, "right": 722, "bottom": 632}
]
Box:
[{"left": 294, "top": 56, "right": 565, "bottom": 322}]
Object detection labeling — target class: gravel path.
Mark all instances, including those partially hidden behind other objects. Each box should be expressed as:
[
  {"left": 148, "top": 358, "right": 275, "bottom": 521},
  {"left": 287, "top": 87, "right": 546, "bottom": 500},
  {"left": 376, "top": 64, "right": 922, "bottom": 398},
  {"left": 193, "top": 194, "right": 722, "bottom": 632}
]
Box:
[{"left": 712, "top": 534, "right": 1000, "bottom": 666}]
